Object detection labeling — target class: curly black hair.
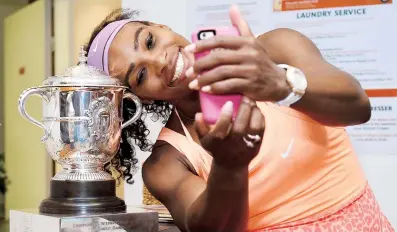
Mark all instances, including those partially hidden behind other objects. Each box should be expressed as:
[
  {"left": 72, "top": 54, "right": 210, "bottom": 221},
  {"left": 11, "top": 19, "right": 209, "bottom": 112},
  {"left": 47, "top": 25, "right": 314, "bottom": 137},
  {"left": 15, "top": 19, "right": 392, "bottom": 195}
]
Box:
[{"left": 85, "top": 9, "right": 173, "bottom": 184}]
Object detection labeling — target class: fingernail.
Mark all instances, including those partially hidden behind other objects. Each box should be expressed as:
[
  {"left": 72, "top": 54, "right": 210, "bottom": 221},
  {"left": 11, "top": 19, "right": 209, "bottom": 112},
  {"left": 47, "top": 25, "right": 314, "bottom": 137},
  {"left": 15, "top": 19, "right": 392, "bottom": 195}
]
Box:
[
  {"left": 189, "top": 79, "right": 199, "bottom": 90},
  {"left": 184, "top": 43, "right": 196, "bottom": 52},
  {"left": 222, "top": 101, "right": 234, "bottom": 115},
  {"left": 186, "top": 67, "right": 195, "bottom": 77},
  {"left": 195, "top": 113, "right": 201, "bottom": 121},
  {"left": 201, "top": 85, "right": 211, "bottom": 92}
]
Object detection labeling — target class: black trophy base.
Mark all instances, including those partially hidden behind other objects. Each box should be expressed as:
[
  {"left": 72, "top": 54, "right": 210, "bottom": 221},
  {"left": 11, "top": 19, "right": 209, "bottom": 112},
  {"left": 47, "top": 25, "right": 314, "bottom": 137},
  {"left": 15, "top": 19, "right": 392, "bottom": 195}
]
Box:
[{"left": 39, "top": 179, "right": 126, "bottom": 215}]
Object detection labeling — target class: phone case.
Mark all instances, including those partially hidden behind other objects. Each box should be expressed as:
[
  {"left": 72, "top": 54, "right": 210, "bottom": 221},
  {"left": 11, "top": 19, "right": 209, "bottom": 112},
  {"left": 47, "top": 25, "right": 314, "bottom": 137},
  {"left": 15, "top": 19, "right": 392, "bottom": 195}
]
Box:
[{"left": 191, "top": 26, "right": 242, "bottom": 124}]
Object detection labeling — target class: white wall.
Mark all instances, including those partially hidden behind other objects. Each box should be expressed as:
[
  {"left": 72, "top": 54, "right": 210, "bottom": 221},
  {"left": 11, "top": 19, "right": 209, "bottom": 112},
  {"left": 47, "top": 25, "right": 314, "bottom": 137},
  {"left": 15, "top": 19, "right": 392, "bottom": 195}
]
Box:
[
  {"left": 122, "top": 0, "right": 397, "bottom": 228},
  {"left": 358, "top": 154, "right": 397, "bottom": 226},
  {"left": 122, "top": 0, "right": 188, "bottom": 38}
]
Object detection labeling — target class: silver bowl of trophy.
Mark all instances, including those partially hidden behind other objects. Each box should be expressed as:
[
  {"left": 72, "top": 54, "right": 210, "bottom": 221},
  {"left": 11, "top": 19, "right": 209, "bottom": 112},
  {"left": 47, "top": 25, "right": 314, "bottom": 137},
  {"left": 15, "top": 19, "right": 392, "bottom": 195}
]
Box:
[{"left": 17, "top": 47, "right": 142, "bottom": 214}]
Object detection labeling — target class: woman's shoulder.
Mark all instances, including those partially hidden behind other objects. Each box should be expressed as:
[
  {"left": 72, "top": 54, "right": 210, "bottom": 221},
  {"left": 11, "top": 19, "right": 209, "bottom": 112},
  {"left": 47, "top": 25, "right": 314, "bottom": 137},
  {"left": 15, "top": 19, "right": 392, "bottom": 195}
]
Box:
[
  {"left": 148, "top": 110, "right": 199, "bottom": 174},
  {"left": 161, "top": 110, "right": 188, "bottom": 136},
  {"left": 157, "top": 111, "right": 191, "bottom": 148},
  {"left": 256, "top": 28, "right": 303, "bottom": 42},
  {"left": 256, "top": 28, "right": 316, "bottom": 63},
  {"left": 144, "top": 140, "right": 199, "bottom": 179}
]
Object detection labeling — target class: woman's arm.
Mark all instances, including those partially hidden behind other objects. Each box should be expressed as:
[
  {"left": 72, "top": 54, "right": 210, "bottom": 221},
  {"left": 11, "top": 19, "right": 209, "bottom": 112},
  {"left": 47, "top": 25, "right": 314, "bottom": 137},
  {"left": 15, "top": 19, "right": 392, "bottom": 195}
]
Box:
[
  {"left": 257, "top": 28, "right": 371, "bottom": 127},
  {"left": 187, "top": 5, "right": 371, "bottom": 127},
  {"left": 143, "top": 143, "right": 249, "bottom": 232},
  {"left": 144, "top": 96, "right": 264, "bottom": 232}
]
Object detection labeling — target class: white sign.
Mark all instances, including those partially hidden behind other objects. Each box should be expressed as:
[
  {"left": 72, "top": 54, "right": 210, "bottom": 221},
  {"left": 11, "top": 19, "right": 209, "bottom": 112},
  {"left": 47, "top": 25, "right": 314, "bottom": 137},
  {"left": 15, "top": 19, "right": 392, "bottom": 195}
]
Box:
[
  {"left": 347, "top": 97, "right": 397, "bottom": 155},
  {"left": 187, "top": 0, "right": 267, "bottom": 36},
  {"left": 263, "top": 2, "right": 397, "bottom": 89}
]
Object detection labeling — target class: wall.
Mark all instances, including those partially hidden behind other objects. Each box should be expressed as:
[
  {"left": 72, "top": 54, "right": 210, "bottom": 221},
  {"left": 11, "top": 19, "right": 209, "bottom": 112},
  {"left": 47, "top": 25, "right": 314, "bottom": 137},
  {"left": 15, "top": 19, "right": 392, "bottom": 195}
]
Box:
[
  {"left": 54, "top": 0, "right": 73, "bottom": 76},
  {"left": 73, "top": 0, "right": 122, "bottom": 65},
  {"left": 358, "top": 154, "right": 397, "bottom": 226},
  {"left": 0, "top": 2, "right": 27, "bottom": 155},
  {"left": 0, "top": 1, "right": 27, "bottom": 219},
  {"left": 4, "top": 0, "right": 52, "bottom": 218},
  {"left": 122, "top": 0, "right": 188, "bottom": 38},
  {"left": 54, "top": 0, "right": 122, "bottom": 91}
]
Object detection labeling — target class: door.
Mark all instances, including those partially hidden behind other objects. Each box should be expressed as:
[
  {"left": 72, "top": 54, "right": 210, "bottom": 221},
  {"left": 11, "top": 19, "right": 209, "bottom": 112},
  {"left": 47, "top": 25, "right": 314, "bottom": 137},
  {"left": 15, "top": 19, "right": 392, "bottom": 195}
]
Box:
[{"left": 4, "top": 0, "right": 52, "bottom": 218}]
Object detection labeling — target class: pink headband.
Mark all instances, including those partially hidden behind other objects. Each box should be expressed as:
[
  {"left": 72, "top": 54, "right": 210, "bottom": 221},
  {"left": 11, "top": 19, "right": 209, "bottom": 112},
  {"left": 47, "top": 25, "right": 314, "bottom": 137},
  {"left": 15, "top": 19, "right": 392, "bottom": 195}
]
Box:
[{"left": 87, "top": 19, "right": 135, "bottom": 74}]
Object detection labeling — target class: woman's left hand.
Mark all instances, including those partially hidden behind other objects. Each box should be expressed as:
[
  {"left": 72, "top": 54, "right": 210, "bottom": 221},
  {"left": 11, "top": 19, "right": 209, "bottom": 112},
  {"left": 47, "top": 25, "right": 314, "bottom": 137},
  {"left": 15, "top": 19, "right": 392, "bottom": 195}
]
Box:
[{"left": 185, "top": 5, "right": 290, "bottom": 102}]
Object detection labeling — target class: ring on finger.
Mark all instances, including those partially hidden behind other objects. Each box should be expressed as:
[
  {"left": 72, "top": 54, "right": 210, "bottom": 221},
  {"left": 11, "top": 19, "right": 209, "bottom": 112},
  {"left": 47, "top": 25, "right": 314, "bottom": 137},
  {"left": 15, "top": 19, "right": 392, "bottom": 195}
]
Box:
[
  {"left": 243, "top": 137, "right": 255, "bottom": 148},
  {"left": 242, "top": 98, "right": 256, "bottom": 107},
  {"left": 247, "top": 134, "right": 261, "bottom": 143}
]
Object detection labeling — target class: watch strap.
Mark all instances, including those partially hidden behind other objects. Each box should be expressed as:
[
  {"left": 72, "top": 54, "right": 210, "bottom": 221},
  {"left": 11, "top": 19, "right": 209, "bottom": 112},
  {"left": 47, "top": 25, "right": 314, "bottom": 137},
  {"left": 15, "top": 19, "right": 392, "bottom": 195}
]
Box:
[
  {"left": 276, "top": 91, "right": 301, "bottom": 107},
  {"left": 275, "top": 64, "right": 305, "bottom": 107}
]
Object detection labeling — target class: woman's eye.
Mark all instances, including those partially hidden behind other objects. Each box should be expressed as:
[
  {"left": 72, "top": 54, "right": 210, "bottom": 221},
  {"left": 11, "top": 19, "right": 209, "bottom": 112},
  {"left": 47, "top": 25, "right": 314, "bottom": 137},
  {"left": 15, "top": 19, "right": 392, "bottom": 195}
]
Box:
[
  {"left": 137, "top": 68, "right": 147, "bottom": 86},
  {"left": 146, "top": 33, "right": 155, "bottom": 50}
]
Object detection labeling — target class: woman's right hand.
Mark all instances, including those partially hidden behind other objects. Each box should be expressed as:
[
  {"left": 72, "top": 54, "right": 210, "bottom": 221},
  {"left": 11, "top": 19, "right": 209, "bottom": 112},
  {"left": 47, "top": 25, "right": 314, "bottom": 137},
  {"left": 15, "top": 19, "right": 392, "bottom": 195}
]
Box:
[{"left": 195, "top": 97, "right": 265, "bottom": 169}]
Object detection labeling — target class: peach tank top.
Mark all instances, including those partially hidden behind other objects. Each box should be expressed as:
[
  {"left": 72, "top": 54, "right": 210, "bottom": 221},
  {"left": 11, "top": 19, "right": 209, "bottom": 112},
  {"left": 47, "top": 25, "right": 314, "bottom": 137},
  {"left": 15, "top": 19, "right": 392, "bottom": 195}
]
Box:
[{"left": 157, "top": 102, "right": 367, "bottom": 230}]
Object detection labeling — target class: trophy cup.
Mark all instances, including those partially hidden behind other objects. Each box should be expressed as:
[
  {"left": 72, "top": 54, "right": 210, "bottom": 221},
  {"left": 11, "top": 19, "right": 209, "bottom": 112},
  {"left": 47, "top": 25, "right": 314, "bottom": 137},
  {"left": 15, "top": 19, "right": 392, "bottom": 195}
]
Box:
[{"left": 10, "top": 47, "right": 159, "bottom": 232}]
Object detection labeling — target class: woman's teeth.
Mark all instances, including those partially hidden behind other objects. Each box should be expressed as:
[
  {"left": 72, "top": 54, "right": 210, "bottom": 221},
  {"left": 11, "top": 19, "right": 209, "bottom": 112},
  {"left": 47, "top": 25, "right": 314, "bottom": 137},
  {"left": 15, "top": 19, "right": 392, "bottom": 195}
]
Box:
[{"left": 170, "top": 52, "right": 184, "bottom": 85}]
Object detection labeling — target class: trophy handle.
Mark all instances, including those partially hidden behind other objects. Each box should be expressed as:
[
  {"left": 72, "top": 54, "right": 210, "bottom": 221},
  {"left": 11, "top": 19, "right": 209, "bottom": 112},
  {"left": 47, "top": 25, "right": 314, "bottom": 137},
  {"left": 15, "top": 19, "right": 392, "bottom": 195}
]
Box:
[
  {"left": 121, "top": 92, "right": 142, "bottom": 129},
  {"left": 18, "top": 87, "right": 49, "bottom": 141}
]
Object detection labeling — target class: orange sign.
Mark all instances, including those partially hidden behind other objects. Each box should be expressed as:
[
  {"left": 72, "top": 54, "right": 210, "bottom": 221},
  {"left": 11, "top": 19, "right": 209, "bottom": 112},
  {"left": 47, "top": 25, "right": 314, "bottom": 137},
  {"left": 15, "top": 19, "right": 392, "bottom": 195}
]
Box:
[
  {"left": 365, "top": 89, "right": 397, "bottom": 97},
  {"left": 274, "top": 0, "right": 392, "bottom": 11}
]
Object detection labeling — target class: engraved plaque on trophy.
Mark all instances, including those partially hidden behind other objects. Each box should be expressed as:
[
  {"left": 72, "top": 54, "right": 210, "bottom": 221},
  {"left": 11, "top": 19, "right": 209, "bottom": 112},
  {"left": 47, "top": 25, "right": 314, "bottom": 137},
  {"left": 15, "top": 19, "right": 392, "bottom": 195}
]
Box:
[{"left": 10, "top": 208, "right": 159, "bottom": 232}]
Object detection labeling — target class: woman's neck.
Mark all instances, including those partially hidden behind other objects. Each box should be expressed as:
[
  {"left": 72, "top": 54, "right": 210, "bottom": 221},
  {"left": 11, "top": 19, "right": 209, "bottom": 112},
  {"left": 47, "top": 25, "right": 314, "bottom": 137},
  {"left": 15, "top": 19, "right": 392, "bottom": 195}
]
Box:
[{"left": 172, "top": 91, "right": 201, "bottom": 124}]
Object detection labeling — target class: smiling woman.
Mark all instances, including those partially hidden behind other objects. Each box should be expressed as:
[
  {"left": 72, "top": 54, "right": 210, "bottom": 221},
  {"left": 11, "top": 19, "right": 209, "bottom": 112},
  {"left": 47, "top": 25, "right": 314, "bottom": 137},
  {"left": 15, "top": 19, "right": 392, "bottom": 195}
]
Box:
[
  {"left": 103, "top": 19, "right": 193, "bottom": 101},
  {"left": 85, "top": 9, "right": 172, "bottom": 183},
  {"left": 84, "top": 5, "right": 392, "bottom": 232}
]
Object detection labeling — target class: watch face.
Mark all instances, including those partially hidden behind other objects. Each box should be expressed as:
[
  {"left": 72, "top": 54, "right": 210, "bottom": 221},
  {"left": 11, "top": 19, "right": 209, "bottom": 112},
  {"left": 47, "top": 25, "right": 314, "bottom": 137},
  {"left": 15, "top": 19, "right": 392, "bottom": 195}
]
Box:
[{"left": 289, "top": 67, "right": 308, "bottom": 91}]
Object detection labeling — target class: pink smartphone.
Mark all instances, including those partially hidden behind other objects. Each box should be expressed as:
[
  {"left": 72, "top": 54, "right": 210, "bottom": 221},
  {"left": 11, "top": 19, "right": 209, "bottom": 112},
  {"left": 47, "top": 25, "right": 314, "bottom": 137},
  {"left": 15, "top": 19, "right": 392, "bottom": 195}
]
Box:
[{"left": 191, "top": 26, "right": 243, "bottom": 124}]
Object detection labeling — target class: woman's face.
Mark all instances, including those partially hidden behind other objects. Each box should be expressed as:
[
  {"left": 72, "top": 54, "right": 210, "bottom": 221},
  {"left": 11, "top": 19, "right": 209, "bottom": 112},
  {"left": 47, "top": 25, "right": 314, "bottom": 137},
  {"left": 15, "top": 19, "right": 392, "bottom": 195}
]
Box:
[{"left": 108, "top": 22, "right": 194, "bottom": 101}]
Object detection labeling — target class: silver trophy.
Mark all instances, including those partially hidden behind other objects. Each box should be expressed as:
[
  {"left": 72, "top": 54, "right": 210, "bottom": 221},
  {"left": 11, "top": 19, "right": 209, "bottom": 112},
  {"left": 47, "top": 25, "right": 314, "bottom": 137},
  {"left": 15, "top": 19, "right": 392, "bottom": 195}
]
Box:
[{"left": 17, "top": 47, "right": 143, "bottom": 214}]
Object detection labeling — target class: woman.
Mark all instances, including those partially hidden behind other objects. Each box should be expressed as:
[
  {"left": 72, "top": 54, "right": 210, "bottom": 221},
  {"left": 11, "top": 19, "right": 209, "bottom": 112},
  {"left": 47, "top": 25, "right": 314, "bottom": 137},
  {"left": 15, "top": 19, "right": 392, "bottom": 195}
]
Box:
[{"left": 86, "top": 5, "right": 394, "bottom": 232}]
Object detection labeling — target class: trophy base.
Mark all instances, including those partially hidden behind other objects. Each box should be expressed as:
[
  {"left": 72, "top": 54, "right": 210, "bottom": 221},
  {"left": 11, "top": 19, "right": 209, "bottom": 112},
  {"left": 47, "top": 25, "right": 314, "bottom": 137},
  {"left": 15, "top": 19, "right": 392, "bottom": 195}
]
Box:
[
  {"left": 10, "top": 207, "right": 160, "bottom": 232},
  {"left": 40, "top": 179, "right": 126, "bottom": 215},
  {"left": 39, "top": 197, "right": 126, "bottom": 215}
]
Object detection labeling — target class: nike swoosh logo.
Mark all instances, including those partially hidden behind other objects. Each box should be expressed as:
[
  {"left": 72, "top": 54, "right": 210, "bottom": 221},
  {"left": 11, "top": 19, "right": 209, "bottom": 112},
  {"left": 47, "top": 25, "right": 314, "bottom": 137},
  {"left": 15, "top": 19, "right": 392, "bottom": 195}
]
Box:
[
  {"left": 93, "top": 35, "right": 101, "bottom": 52},
  {"left": 281, "top": 138, "right": 295, "bottom": 159}
]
